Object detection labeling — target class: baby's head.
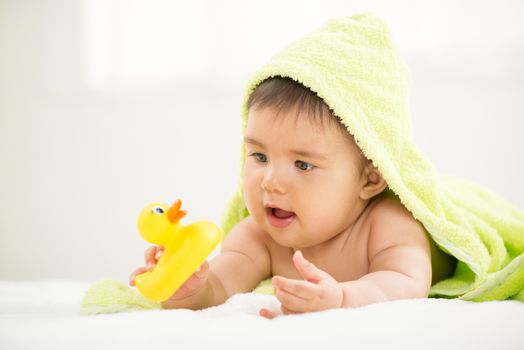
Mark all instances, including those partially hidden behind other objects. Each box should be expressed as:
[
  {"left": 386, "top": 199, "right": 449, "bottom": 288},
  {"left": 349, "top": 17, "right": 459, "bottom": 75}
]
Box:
[{"left": 242, "top": 76, "right": 387, "bottom": 249}]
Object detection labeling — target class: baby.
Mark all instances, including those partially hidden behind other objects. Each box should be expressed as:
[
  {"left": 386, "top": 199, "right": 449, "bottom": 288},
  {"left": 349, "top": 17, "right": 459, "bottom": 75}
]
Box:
[{"left": 130, "top": 76, "right": 456, "bottom": 318}]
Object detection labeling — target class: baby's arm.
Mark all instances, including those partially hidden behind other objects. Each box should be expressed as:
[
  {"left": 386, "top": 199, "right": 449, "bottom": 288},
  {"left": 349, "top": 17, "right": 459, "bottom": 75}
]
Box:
[
  {"left": 259, "top": 198, "right": 433, "bottom": 318},
  {"left": 341, "top": 199, "right": 432, "bottom": 307},
  {"left": 162, "top": 216, "right": 271, "bottom": 309}
]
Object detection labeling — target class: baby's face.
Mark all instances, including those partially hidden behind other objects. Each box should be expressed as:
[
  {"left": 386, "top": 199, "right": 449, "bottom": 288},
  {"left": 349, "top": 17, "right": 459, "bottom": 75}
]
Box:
[{"left": 243, "top": 106, "right": 367, "bottom": 249}]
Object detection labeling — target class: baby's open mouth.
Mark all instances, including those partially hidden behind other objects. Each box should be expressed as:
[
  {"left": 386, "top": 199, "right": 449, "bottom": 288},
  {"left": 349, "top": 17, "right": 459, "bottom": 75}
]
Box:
[
  {"left": 272, "top": 208, "right": 295, "bottom": 219},
  {"left": 266, "top": 206, "right": 296, "bottom": 228}
]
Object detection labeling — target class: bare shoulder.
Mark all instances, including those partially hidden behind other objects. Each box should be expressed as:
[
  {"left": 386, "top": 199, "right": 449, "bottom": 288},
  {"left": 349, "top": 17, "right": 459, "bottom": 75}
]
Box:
[
  {"left": 366, "top": 193, "right": 430, "bottom": 265},
  {"left": 222, "top": 215, "right": 268, "bottom": 248},
  {"left": 221, "top": 216, "right": 271, "bottom": 276}
]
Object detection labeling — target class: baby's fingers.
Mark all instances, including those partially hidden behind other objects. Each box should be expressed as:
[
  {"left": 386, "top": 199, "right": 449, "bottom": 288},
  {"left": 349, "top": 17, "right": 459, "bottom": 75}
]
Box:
[
  {"left": 274, "top": 286, "right": 312, "bottom": 313},
  {"left": 259, "top": 305, "right": 299, "bottom": 319},
  {"left": 155, "top": 247, "right": 164, "bottom": 260},
  {"left": 273, "top": 276, "right": 320, "bottom": 300},
  {"left": 129, "top": 266, "right": 148, "bottom": 286},
  {"left": 259, "top": 308, "right": 280, "bottom": 319},
  {"left": 144, "top": 246, "right": 164, "bottom": 268},
  {"left": 144, "top": 246, "right": 156, "bottom": 263}
]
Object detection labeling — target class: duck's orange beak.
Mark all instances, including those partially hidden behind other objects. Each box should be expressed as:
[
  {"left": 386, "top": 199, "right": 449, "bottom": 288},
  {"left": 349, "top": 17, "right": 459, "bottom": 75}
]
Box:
[{"left": 167, "top": 199, "right": 187, "bottom": 224}]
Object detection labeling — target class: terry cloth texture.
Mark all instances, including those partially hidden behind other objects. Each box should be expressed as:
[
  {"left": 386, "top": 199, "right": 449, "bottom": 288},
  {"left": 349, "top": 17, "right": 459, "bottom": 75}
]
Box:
[
  {"left": 81, "top": 280, "right": 160, "bottom": 315},
  {"left": 221, "top": 13, "right": 524, "bottom": 301}
]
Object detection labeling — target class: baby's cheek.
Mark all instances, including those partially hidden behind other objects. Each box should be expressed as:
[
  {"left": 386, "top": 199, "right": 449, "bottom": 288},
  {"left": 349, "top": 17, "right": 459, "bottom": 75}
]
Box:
[
  {"left": 242, "top": 180, "right": 260, "bottom": 218},
  {"left": 300, "top": 202, "right": 345, "bottom": 240},
  {"left": 300, "top": 198, "right": 327, "bottom": 223}
]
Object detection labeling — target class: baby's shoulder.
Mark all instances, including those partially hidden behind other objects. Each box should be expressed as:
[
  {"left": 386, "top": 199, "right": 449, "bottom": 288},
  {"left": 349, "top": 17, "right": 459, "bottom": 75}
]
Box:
[
  {"left": 367, "top": 191, "right": 418, "bottom": 224},
  {"left": 366, "top": 192, "right": 428, "bottom": 256},
  {"left": 224, "top": 216, "right": 268, "bottom": 243}
]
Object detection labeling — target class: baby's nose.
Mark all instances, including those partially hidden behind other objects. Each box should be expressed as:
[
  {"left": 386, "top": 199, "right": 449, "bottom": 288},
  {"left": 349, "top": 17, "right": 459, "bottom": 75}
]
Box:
[{"left": 261, "top": 168, "right": 287, "bottom": 194}]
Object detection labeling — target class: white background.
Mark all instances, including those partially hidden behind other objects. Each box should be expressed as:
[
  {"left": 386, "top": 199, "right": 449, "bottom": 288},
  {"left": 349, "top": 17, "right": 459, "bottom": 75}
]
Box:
[{"left": 1, "top": 0, "right": 523, "bottom": 281}]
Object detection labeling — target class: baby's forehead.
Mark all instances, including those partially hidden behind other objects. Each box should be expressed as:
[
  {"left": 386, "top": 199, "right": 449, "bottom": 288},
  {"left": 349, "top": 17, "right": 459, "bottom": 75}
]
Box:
[
  {"left": 248, "top": 105, "right": 354, "bottom": 143},
  {"left": 247, "top": 106, "right": 363, "bottom": 154}
]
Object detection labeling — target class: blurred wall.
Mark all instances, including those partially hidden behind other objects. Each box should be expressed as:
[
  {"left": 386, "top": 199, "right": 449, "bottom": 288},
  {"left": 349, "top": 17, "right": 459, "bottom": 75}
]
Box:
[{"left": 0, "top": 0, "right": 523, "bottom": 281}]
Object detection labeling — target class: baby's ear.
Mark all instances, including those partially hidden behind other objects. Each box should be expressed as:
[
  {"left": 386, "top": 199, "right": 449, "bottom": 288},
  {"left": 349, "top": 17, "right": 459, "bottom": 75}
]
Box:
[{"left": 359, "top": 163, "right": 387, "bottom": 200}]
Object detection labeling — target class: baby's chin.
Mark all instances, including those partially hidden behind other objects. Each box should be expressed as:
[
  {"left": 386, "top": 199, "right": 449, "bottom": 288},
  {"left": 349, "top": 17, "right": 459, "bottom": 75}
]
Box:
[
  {"left": 271, "top": 226, "right": 345, "bottom": 251},
  {"left": 265, "top": 227, "right": 317, "bottom": 250}
]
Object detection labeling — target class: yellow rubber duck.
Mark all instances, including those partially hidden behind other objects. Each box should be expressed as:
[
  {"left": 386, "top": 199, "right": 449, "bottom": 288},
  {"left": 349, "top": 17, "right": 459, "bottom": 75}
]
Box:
[{"left": 134, "top": 199, "right": 221, "bottom": 302}]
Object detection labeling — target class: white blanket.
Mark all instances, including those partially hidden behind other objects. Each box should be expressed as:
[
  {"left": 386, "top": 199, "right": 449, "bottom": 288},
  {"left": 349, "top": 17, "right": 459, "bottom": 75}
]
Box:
[{"left": 1, "top": 280, "right": 523, "bottom": 350}]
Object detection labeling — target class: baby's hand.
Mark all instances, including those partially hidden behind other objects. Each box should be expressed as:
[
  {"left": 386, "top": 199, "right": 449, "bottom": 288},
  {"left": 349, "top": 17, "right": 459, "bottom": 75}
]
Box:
[
  {"left": 259, "top": 250, "right": 343, "bottom": 319},
  {"left": 129, "top": 246, "right": 209, "bottom": 302},
  {"left": 129, "top": 245, "right": 165, "bottom": 287}
]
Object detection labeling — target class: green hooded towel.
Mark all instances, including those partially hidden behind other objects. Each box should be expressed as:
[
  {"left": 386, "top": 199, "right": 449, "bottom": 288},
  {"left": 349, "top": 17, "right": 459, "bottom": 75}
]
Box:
[{"left": 221, "top": 13, "right": 524, "bottom": 301}]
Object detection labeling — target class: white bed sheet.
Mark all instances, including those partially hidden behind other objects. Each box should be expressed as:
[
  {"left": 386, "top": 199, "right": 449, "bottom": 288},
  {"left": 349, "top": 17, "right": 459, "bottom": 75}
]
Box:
[{"left": 1, "top": 280, "right": 523, "bottom": 350}]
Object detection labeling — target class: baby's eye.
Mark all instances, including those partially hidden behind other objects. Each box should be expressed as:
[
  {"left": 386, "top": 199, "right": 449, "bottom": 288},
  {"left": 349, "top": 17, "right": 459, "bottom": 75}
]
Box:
[
  {"left": 250, "top": 152, "right": 267, "bottom": 163},
  {"left": 295, "top": 160, "right": 315, "bottom": 171}
]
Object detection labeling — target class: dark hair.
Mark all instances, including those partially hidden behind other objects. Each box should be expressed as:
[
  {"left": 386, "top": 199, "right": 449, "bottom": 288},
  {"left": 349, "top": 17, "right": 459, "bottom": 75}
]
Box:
[
  {"left": 247, "top": 76, "right": 369, "bottom": 172},
  {"left": 247, "top": 76, "right": 348, "bottom": 134}
]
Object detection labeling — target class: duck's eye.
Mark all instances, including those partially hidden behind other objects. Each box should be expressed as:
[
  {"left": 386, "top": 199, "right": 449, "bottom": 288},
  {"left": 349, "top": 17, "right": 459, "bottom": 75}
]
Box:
[{"left": 152, "top": 207, "right": 164, "bottom": 215}]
